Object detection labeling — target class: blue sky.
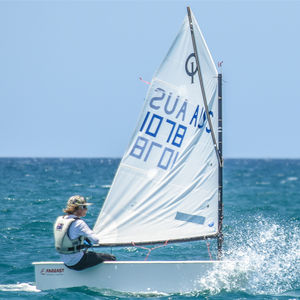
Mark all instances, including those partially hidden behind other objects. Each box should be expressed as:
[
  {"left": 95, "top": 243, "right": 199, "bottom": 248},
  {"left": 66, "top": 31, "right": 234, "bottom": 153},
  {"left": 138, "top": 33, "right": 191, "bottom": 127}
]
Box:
[{"left": 1, "top": 0, "right": 299, "bottom": 158}]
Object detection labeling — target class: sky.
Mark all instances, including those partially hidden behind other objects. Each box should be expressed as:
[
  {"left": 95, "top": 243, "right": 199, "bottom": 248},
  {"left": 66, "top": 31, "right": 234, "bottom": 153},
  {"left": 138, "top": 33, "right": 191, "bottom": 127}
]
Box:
[{"left": 1, "top": 0, "right": 300, "bottom": 158}]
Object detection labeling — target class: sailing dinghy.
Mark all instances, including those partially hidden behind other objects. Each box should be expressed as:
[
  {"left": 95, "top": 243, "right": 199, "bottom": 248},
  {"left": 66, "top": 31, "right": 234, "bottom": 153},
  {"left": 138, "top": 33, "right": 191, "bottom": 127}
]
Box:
[{"left": 33, "top": 7, "right": 229, "bottom": 292}]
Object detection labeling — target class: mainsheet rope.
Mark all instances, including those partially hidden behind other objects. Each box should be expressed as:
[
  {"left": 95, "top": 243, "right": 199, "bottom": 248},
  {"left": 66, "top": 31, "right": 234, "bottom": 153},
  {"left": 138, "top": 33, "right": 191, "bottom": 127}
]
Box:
[
  {"left": 132, "top": 241, "right": 169, "bottom": 261},
  {"left": 132, "top": 240, "right": 213, "bottom": 260}
]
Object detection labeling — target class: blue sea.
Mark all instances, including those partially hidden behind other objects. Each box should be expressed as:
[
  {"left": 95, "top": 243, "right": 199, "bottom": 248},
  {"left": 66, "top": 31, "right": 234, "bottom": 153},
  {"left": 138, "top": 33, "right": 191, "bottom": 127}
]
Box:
[{"left": 0, "top": 158, "right": 299, "bottom": 299}]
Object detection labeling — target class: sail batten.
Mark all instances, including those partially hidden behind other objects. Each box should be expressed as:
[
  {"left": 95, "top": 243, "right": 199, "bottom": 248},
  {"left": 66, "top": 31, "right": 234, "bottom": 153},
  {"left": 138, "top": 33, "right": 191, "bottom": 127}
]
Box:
[{"left": 94, "top": 9, "right": 220, "bottom": 247}]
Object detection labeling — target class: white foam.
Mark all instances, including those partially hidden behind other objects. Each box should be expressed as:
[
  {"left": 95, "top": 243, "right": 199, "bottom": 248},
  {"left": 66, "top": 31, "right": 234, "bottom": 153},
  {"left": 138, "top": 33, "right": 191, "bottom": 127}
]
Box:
[
  {"left": 101, "top": 185, "right": 111, "bottom": 189},
  {"left": 0, "top": 282, "right": 40, "bottom": 292},
  {"left": 281, "top": 176, "right": 298, "bottom": 184},
  {"left": 194, "top": 216, "right": 300, "bottom": 295},
  {"left": 287, "top": 177, "right": 298, "bottom": 181},
  {"left": 89, "top": 287, "right": 168, "bottom": 297}
]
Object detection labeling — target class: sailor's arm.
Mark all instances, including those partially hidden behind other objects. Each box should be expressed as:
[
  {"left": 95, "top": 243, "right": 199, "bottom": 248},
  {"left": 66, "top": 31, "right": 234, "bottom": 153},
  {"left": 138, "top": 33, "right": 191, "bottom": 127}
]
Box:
[{"left": 74, "top": 219, "right": 100, "bottom": 244}]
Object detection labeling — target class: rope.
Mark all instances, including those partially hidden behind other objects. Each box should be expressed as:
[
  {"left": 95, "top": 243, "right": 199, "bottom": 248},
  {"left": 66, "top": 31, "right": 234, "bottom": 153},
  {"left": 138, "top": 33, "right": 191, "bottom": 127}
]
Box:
[
  {"left": 206, "top": 239, "right": 213, "bottom": 261},
  {"left": 132, "top": 241, "right": 169, "bottom": 261},
  {"left": 139, "top": 77, "right": 150, "bottom": 85}
]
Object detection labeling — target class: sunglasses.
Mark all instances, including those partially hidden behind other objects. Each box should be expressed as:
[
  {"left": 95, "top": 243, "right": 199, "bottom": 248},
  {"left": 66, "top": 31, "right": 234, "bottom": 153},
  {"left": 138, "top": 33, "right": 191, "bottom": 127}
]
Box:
[{"left": 79, "top": 205, "right": 87, "bottom": 209}]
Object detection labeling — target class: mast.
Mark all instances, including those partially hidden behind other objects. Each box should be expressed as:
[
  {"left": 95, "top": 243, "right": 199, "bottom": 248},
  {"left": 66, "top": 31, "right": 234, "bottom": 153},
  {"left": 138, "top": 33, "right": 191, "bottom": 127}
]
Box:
[
  {"left": 217, "top": 73, "right": 223, "bottom": 259},
  {"left": 187, "top": 7, "right": 224, "bottom": 258}
]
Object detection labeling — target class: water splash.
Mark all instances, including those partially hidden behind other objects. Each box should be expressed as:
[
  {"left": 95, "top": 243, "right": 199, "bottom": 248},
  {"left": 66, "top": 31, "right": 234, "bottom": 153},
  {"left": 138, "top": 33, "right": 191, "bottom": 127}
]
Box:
[{"left": 197, "top": 216, "right": 300, "bottom": 296}]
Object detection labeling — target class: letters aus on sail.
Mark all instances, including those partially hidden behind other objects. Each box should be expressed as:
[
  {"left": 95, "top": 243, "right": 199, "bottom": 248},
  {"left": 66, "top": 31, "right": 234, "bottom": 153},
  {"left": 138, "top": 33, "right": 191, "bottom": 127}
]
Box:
[{"left": 93, "top": 10, "right": 219, "bottom": 246}]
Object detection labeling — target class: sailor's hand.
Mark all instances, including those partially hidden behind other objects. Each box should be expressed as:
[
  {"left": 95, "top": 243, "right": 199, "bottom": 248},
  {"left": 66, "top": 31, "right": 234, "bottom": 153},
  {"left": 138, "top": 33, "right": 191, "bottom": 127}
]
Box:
[{"left": 84, "top": 238, "right": 93, "bottom": 247}]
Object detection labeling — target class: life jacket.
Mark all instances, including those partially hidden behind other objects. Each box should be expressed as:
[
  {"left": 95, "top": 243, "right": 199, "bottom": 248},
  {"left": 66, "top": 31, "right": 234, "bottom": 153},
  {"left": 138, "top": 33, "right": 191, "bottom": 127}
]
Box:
[{"left": 54, "top": 216, "right": 85, "bottom": 254}]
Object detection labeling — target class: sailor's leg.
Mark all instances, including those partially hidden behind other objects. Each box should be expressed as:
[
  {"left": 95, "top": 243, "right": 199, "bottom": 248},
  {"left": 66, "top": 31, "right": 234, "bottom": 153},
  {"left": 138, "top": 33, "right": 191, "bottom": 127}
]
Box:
[{"left": 66, "top": 251, "right": 116, "bottom": 271}]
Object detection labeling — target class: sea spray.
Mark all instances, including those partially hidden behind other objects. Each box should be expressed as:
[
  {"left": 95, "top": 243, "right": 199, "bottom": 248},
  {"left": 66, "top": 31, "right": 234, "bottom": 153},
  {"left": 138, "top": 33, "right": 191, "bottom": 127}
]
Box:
[{"left": 196, "top": 215, "right": 300, "bottom": 295}]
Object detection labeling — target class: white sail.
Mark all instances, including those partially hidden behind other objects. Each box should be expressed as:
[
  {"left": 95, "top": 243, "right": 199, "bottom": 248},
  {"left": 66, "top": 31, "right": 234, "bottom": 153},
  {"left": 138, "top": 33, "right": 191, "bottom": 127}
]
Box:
[{"left": 94, "top": 10, "right": 219, "bottom": 246}]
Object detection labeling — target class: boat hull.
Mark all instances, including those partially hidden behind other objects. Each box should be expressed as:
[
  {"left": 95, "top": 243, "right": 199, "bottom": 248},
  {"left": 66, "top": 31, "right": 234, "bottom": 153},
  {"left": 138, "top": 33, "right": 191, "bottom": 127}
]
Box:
[{"left": 33, "top": 260, "right": 230, "bottom": 292}]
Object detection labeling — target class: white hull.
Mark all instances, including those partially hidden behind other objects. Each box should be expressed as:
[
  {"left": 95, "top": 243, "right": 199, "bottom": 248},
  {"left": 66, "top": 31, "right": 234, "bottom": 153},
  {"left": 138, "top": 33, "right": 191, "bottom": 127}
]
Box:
[{"left": 33, "top": 260, "right": 231, "bottom": 293}]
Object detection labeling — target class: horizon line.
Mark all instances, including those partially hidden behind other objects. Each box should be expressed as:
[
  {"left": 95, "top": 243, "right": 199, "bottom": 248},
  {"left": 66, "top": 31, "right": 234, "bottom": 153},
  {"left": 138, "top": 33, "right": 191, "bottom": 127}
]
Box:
[{"left": 0, "top": 156, "right": 300, "bottom": 160}]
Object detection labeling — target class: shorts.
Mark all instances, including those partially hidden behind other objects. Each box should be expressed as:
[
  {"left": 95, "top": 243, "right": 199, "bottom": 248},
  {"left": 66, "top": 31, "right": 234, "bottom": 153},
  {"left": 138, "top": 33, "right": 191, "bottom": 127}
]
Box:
[{"left": 66, "top": 251, "right": 116, "bottom": 271}]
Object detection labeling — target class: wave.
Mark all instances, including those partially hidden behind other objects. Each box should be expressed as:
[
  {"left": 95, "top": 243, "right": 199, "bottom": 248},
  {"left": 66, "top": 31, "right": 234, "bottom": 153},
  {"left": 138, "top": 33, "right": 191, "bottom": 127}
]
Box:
[
  {"left": 101, "top": 185, "right": 111, "bottom": 189},
  {"left": 1, "top": 221, "right": 53, "bottom": 235},
  {"left": 0, "top": 282, "right": 40, "bottom": 292}
]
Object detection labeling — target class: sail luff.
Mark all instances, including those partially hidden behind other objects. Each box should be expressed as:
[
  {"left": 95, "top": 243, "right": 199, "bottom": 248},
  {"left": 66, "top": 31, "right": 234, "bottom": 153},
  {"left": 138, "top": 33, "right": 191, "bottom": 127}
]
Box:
[{"left": 187, "top": 7, "right": 222, "bottom": 167}]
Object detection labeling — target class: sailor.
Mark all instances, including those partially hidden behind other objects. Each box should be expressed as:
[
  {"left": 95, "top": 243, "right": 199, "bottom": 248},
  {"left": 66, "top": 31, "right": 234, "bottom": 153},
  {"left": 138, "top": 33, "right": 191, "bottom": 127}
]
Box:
[{"left": 54, "top": 195, "right": 116, "bottom": 270}]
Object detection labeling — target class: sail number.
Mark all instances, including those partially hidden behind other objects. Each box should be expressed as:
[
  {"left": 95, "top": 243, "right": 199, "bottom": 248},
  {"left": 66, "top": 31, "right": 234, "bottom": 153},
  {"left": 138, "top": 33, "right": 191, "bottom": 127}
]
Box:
[
  {"left": 140, "top": 112, "right": 187, "bottom": 147},
  {"left": 129, "top": 111, "right": 187, "bottom": 170}
]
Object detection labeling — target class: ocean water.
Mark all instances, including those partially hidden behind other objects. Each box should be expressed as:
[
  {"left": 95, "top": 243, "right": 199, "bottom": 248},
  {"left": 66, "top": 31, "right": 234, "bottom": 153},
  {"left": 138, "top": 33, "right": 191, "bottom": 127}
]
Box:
[{"left": 0, "top": 158, "right": 299, "bottom": 299}]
